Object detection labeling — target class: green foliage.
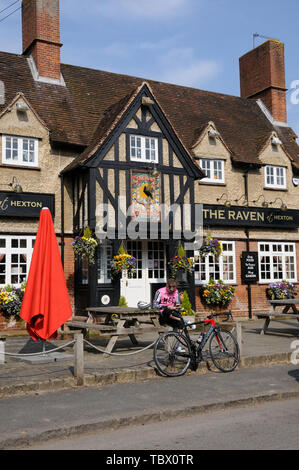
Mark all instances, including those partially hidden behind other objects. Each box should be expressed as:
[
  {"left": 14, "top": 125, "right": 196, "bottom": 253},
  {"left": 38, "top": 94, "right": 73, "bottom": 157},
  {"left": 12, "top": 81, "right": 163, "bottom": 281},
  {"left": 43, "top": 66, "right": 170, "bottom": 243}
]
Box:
[
  {"left": 83, "top": 226, "right": 92, "bottom": 239},
  {"left": 118, "top": 295, "right": 128, "bottom": 307},
  {"left": 180, "top": 290, "right": 195, "bottom": 316},
  {"left": 178, "top": 244, "right": 186, "bottom": 258}
]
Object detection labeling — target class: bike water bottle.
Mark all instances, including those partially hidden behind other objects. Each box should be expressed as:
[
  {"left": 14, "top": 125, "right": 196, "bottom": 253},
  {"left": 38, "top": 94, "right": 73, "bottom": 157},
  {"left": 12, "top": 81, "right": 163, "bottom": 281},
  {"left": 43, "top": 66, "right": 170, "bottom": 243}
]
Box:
[{"left": 197, "top": 333, "right": 203, "bottom": 344}]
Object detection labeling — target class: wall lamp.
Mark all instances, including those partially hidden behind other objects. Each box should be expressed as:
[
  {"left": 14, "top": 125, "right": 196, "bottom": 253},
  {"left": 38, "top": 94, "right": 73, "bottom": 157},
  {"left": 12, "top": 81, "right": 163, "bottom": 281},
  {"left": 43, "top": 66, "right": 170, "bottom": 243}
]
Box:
[
  {"left": 9, "top": 176, "right": 23, "bottom": 193},
  {"left": 252, "top": 194, "right": 269, "bottom": 208},
  {"left": 216, "top": 193, "right": 231, "bottom": 207},
  {"left": 269, "top": 197, "right": 287, "bottom": 211},
  {"left": 0, "top": 176, "right": 23, "bottom": 193},
  {"left": 234, "top": 194, "right": 249, "bottom": 207},
  {"left": 208, "top": 129, "right": 220, "bottom": 138}
]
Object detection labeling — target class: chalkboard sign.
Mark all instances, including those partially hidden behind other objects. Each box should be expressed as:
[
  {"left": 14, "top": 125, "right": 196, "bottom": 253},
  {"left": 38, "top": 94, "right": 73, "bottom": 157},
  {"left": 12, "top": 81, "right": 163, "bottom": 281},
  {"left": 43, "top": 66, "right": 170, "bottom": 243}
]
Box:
[{"left": 241, "top": 251, "right": 259, "bottom": 282}]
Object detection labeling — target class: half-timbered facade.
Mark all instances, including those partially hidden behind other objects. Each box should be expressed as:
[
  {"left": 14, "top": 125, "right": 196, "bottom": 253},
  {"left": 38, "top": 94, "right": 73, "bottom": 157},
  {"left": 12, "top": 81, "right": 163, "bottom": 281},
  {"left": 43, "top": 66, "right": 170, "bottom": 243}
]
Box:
[{"left": 63, "top": 83, "right": 204, "bottom": 310}]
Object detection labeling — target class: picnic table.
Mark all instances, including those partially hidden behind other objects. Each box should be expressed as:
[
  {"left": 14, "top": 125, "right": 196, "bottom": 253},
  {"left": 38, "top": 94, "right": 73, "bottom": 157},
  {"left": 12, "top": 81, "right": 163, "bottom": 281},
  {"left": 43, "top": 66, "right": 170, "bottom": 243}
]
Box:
[
  {"left": 258, "top": 299, "right": 299, "bottom": 334},
  {"left": 66, "top": 306, "right": 163, "bottom": 356}
]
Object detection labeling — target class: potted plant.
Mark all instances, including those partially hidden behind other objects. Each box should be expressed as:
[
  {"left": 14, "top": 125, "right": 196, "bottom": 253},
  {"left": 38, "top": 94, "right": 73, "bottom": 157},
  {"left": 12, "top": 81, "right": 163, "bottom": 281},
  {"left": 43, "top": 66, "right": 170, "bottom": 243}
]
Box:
[
  {"left": 110, "top": 244, "right": 137, "bottom": 279},
  {"left": 0, "top": 283, "right": 26, "bottom": 327},
  {"left": 180, "top": 290, "right": 196, "bottom": 325},
  {"left": 266, "top": 281, "right": 297, "bottom": 300},
  {"left": 169, "top": 245, "right": 193, "bottom": 279},
  {"left": 199, "top": 279, "right": 235, "bottom": 310},
  {"left": 72, "top": 226, "right": 98, "bottom": 265},
  {"left": 199, "top": 236, "right": 223, "bottom": 261}
]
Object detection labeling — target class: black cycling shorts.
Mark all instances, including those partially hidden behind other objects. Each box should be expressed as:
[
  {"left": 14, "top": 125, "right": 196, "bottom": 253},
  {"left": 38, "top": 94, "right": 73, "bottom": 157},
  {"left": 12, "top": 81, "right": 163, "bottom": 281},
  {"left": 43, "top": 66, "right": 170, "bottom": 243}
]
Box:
[{"left": 159, "top": 307, "right": 183, "bottom": 328}]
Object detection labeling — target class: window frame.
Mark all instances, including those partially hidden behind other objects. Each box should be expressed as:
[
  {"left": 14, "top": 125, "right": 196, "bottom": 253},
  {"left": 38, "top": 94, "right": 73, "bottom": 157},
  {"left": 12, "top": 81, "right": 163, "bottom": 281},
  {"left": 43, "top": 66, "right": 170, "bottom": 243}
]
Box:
[
  {"left": 199, "top": 158, "right": 225, "bottom": 183},
  {"left": 194, "top": 241, "right": 236, "bottom": 285},
  {"left": 129, "top": 134, "right": 158, "bottom": 163},
  {"left": 0, "top": 235, "right": 35, "bottom": 287},
  {"left": 2, "top": 134, "right": 39, "bottom": 167},
  {"left": 264, "top": 165, "right": 286, "bottom": 189},
  {"left": 258, "top": 241, "right": 297, "bottom": 283}
]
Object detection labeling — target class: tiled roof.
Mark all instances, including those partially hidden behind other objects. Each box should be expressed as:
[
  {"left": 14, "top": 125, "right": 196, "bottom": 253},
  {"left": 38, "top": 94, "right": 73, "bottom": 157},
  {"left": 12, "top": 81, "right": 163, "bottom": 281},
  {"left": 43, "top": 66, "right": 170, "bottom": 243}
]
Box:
[{"left": 1, "top": 51, "right": 298, "bottom": 170}]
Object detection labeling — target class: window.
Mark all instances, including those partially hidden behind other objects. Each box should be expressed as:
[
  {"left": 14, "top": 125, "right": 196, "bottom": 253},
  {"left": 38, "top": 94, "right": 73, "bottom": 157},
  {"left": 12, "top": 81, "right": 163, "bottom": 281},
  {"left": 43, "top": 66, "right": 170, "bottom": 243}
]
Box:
[
  {"left": 200, "top": 158, "right": 224, "bottom": 183},
  {"left": 258, "top": 242, "right": 296, "bottom": 282},
  {"left": 194, "top": 241, "right": 236, "bottom": 284},
  {"left": 97, "top": 241, "right": 113, "bottom": 284},
  {"left": 2, "top": 135, "right": 38, "bottom": 167},
  {"left": 0, "top": 236, "right": 35, "bottom": 286},
  {"left": 130, "top": 135, "right": 158, "bottom": 163},
  {"left": 264, "top": 165, "right": 286, "bottom": 189}
]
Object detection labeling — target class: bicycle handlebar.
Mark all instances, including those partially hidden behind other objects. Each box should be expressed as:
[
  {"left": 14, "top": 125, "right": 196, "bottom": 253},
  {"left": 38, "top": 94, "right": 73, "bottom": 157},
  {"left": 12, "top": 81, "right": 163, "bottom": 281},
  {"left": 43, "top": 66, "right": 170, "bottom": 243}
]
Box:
[{"left": 182, "top": 310, "right": 233, "bottom": 328}]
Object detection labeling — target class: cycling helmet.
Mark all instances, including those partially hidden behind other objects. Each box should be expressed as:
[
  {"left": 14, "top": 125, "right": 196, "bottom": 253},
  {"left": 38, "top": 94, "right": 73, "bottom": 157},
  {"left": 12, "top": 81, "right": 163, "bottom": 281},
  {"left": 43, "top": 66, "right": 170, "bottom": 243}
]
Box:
[{"left": 137, "top": 301, "right": 152, "bottom": 310}]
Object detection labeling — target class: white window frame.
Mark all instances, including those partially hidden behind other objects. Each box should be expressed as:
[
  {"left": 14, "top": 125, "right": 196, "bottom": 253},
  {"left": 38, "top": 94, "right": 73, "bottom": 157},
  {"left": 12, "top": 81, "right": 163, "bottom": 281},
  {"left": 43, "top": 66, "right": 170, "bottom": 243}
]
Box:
[
  {"left": 129, "top": 135, "right": 158, "bottom": 163},
  {"left": 2, "top": 135, "right": 38, "bottom": 167},
  {"left": 258, "top": 242, "right": 297, "bottom": 283},
  {"left": 194, "top": 241, "right": 236, "bottom": 285},
  {"left": 0, "top": 236, "right": 35, "bottom": 287},
  {"left": 264, "top": 165, "right": 286, "bottom": 189},
  {"left": 199, "top": 158, "right": 225, "bottom": 183}
]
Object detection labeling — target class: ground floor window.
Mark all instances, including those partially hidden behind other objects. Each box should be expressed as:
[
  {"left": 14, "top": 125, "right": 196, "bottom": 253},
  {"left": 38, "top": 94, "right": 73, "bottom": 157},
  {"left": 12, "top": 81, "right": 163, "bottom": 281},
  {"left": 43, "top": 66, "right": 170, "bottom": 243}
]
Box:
[
  {"left": 194, "top": 241, "right": 236, "bottom": 284},
  {"left": 96, "top": 241, "right": 113, "bottom": 284},
  {"left": 258, "top": 242, "right": 297, "bottom": 282},
  {"left": 0, "top": 235, "right": 35, "bottom": 286}
]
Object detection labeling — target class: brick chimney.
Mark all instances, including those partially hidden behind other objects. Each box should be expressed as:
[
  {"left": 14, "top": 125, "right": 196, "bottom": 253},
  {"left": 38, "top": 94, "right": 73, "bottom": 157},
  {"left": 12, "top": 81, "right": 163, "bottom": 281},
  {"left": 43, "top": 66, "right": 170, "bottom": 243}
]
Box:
[
  {"left": 239, "top": 39, "right": 287, "bottom": 123},
  {"left": 22, "top": 0, "right": 62, "bottom": 81}
]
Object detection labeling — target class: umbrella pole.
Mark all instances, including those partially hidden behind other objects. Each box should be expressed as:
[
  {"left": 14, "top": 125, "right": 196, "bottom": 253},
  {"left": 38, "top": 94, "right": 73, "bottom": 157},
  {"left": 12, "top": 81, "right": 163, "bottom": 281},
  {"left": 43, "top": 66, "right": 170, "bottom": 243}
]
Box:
[{"left": 42, "top": 340, "right": 46, "bottom": 356}]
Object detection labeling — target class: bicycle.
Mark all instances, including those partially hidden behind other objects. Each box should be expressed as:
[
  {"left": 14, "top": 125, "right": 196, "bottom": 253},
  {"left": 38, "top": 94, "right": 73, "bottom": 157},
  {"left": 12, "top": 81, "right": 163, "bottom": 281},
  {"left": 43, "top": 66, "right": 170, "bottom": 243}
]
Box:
[{"left": 154, "top": 311, "right": 240, "bottom": 377}]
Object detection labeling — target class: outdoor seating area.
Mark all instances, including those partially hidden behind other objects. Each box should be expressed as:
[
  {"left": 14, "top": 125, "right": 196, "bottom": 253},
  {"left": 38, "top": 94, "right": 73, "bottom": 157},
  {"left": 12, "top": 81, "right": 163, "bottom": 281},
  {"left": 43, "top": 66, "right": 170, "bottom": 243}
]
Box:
[
  {"left": 65, "top": 307, "right": 165, "bottom": 357},
  {"left": 258, "top": 299, "right": 299, "bottom": 335}
]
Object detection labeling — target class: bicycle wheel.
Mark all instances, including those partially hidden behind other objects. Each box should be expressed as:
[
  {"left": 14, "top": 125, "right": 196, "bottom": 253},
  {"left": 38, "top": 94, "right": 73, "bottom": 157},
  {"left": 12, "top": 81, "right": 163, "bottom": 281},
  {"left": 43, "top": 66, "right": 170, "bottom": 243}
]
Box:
[
  {"left": 209, "top": 328, "right": 239, "bottom": 372},
  {"left": 154, "top": 331, "right": 191, "bottom": 377}
]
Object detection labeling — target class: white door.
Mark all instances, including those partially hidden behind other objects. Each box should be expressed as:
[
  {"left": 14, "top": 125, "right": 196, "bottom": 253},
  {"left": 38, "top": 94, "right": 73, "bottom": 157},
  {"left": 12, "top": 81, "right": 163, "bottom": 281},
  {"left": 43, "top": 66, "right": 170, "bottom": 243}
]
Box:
[{"left": 120, "top": 240, "right": 166, "bottom": 307}]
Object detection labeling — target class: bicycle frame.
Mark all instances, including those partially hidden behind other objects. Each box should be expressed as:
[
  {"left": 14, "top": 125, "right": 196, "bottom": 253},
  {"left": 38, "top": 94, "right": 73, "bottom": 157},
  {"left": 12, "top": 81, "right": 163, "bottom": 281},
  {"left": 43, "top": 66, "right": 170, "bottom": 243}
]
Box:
[{"left": 182, "top": 312, "right": 230, "bottom": 357}]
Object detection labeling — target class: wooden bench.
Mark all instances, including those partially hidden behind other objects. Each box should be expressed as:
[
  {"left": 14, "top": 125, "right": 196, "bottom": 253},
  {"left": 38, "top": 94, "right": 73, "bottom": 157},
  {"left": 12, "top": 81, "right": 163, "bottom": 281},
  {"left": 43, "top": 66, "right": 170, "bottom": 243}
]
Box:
[
  {"left": 258, "top": 299, "right": 299, "bottom": 334},
  {"left": 65, "top": 307, "right": 165, "bottom": 356}
]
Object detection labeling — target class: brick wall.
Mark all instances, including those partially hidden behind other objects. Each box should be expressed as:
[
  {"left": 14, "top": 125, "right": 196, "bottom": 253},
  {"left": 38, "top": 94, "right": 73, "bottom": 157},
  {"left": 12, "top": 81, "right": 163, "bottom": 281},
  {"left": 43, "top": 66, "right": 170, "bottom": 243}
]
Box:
[{"left": 195, "top": 239, "right": 299, "bottom": 319}]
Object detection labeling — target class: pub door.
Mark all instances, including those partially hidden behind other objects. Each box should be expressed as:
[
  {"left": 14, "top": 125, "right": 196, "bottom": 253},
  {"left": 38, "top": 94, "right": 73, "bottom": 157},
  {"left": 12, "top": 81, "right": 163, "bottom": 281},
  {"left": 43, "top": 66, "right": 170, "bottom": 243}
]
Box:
[{"left": 120, "top": 240, "right": 166, "bottom": 307}]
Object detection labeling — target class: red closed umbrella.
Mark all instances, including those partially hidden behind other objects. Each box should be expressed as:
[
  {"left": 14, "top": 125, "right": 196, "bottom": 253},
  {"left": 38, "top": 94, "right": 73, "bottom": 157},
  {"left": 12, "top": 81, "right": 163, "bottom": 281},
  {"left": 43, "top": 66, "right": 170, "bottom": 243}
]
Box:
[{"left": 20, "top": 208, "right": 72, "bottom": 341}]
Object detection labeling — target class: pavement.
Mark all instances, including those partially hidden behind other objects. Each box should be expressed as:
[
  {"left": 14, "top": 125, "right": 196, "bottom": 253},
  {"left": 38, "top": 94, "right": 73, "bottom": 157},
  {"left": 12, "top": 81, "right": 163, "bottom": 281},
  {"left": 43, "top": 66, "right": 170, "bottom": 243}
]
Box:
[
  {"left": 0, "top": 318, "right": 298, "bottom": 397},
  {"left": 0, "top": 318, "right": 299, "bottom": 449}
]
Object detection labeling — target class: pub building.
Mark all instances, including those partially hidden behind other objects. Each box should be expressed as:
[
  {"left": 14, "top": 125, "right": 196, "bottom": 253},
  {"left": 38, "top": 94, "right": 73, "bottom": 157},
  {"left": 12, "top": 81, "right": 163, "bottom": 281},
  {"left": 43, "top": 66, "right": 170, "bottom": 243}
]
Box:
[{"left": 1, "top": 0, "right": 299, "bottom": 326}]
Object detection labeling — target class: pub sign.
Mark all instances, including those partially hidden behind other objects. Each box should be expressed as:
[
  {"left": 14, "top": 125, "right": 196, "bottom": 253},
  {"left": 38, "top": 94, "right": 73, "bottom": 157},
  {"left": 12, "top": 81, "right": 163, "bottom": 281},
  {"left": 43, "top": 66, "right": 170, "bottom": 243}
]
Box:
[
  {"left": 241, "top": 251, "right": 259, "bottom": 283},
  {"left": 0, "top": 191, "right": 55, "bottom": 218}
]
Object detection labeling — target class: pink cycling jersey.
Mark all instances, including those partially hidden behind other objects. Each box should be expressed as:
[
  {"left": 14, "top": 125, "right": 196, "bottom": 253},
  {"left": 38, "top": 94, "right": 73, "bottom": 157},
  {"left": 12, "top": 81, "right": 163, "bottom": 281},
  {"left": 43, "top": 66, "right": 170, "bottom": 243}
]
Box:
[{"left": 152, "top": 286, "right": 180, "bottom": 312}]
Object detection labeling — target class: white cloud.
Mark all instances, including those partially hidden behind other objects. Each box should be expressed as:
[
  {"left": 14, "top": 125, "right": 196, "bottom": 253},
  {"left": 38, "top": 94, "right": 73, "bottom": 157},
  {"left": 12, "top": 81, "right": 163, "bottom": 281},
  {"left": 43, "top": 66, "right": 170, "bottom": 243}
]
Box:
[{"left": 158, "top": 47, "right": 220, "bottom": 88}]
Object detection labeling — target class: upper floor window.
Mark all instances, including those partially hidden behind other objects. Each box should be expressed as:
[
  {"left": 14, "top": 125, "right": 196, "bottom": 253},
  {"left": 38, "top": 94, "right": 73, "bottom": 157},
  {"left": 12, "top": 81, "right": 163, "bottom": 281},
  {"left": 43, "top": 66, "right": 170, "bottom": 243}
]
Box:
[
  {"left": 130, "top": 135, "right": 158, "bottom": 163},
  {"left": 264, "top": 165, "right": 286, "bottom": 189},
  {"left": 2, "top": 135, "right": 38, "bottom": 167},
  {"left": 200, "top": 158, "right": 224, "bottom": 183}
]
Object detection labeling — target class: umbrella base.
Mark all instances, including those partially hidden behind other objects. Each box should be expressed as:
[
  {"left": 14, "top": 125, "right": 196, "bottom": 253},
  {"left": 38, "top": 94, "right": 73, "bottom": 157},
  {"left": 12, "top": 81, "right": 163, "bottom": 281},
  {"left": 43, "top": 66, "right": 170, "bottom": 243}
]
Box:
[{"left": 13, "top": 352, "right": 73, "bottom": 363}]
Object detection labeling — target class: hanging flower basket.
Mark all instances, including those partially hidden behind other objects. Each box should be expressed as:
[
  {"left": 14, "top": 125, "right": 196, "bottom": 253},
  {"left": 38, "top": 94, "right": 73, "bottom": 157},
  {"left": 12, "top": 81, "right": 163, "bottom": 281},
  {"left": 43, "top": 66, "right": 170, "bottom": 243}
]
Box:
[
  {"left": 168, "top": 245, "right": 193, "bottom": 279},
  {"left": 0, "top": 283, "right": 26, "bottom": 321},
  {"left": 199, "top": 279, "right": 235, "bottom": 310},
  {"left": 266, "top": 281, "right": 297, "bottom": 300},
  {"left": 72, "top": 226, "right": 98, "bottom": 265},
  {"left": 199, "top": 236, "right": 223, "bottom": 261},
  {"left": 110, "top": 245, "right": 137, "bottom": 279}
]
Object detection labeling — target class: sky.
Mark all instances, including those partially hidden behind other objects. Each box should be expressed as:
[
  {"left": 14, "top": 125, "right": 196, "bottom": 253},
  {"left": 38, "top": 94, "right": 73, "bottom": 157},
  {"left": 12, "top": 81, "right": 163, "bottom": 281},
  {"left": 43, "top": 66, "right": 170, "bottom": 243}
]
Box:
[{"left": 0, "top": 0, "right": 298, "bottom": 137}]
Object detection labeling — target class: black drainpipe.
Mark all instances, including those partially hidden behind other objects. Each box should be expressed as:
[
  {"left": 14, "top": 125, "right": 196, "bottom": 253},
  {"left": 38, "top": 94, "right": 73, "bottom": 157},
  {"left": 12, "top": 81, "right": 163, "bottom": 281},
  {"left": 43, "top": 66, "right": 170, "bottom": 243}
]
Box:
[
  {"left": 243, "top": 169, "right": 252, "bottom": 319},
  {"left": 60, "top": 173, "right": 65, "bottom": 268}
]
